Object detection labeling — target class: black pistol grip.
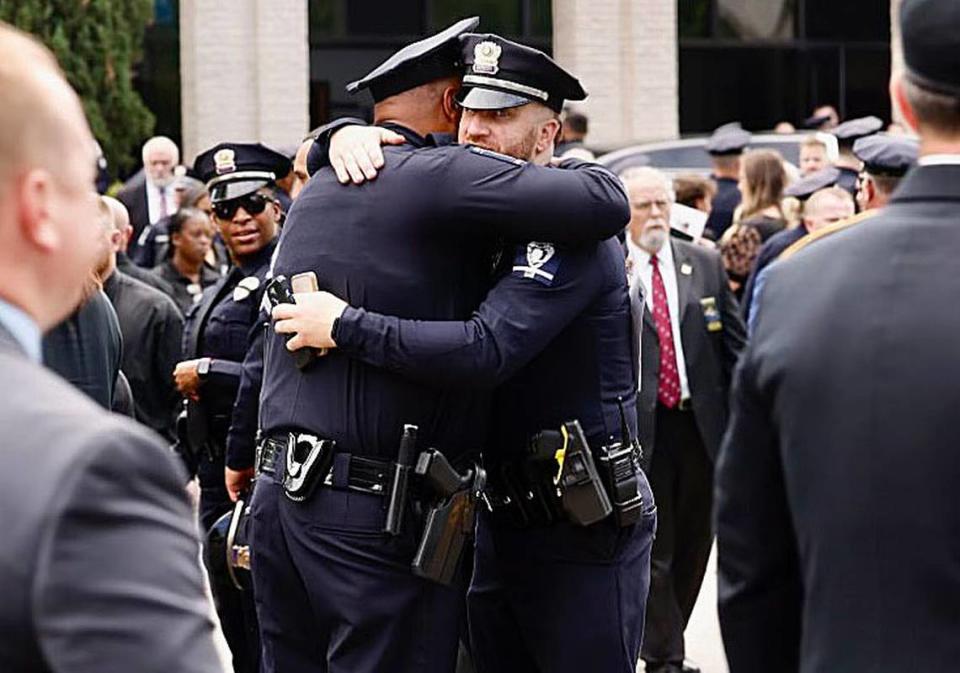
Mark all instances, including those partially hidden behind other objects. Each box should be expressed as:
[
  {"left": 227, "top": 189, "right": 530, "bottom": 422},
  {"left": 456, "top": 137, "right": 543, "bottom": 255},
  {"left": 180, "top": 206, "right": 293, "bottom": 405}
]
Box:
[{"left": 416, "top": 449, "right": 468, "bottom": 498}]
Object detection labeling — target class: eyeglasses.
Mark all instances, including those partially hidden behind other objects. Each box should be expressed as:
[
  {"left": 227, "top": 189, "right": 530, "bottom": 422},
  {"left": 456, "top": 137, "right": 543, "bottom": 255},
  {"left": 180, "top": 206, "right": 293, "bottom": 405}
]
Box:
[{"left": 212, "top": 192, "right": 273, "bottom": 220}]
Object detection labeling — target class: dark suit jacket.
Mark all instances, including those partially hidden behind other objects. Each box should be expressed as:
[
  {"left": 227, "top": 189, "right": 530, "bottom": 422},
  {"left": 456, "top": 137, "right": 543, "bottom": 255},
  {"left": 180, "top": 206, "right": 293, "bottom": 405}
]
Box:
[
  {"left": 0, "top": 323, "right": 222, "bottom": 672},
  {"left": 103, "top": 270, "right": 183, "bottom": 440},
  {"left": 117, "top": 171, "right": 150, "bottom": 258},
  {"left": 715, "top": 163, "right": 960, "bottom": 672},
  {"left": 42, "top": 290, "right": 122, "bottom": 409},
  {"left": 634, "top": 239, "right": 745, "bottom": 461}
]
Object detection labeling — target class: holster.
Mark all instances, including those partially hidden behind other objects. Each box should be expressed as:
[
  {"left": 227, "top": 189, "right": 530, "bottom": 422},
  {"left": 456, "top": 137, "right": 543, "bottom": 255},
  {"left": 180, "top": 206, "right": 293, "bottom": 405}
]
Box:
[
  {"left": 596, "top": 439, "right": 645, "bottom": 527},
  {"left": 282, "top": 433, "right": 336, "bottom": 502},
  {"left": 486, "top": 420, "right": 614, "bottom": 528},
  {"left": 411, "top": 449, "right": 485, "bottom": 586}
]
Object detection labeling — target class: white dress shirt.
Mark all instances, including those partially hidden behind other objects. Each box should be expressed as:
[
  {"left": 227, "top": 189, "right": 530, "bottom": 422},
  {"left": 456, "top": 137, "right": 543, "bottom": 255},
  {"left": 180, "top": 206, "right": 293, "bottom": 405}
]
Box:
[
  {"left": 627, "top": 236, "right": 691, "bottom": 400},
  {"left": 917, "top": 154, "right": 960, "bottom": 166},
  {"left": 145, "top": 179, "right": 178, "bottom": 225}
]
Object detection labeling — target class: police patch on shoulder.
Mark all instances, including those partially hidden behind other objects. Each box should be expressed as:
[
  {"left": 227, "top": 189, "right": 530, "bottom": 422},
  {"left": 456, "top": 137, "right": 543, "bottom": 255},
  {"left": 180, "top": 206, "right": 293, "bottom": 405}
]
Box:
[
  {"left": 469, "top": 146, "right": 526, "bottom": 166},
  {"left": 513, "top": 242, "right": 561, "bottom": 286}
]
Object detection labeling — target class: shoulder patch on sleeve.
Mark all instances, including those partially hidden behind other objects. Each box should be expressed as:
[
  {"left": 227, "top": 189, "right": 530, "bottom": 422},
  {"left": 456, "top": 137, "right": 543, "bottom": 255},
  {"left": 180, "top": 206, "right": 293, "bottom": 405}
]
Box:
[
  {"left": 512, "top": 242, "right": 562, "bottom": 286},
  {"left": 468, "top": 145, "right": 526, "bottom": 166}
]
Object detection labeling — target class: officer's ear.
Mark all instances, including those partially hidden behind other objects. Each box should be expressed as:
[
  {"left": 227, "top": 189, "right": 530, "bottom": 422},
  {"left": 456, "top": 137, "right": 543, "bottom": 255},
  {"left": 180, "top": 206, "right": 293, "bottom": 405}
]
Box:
[
  {"left": 536, "top": 115, "right": 562, "bottom": 156},
  {"left": 890, "top": 73, "right": 920, "bottom": 135},
  {"left": 440, "top": 84, "right": 460, "bottom": 126}
]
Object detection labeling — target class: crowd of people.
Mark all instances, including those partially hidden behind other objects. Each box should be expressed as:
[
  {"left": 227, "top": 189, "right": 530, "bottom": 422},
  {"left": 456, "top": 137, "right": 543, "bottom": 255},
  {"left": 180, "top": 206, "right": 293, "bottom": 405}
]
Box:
[{"left": 2, "top": 0, "right": 960, "bottom": 672}]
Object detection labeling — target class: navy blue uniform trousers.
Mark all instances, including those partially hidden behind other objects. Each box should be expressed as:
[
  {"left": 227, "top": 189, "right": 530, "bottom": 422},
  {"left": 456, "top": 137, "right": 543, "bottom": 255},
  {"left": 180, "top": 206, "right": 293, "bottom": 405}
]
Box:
[
  {"left": 250, "top": 475, "right": 464, "bottom": 673},
  {"left": 468, "top": 473, "right": 656, "bottom": 673}
]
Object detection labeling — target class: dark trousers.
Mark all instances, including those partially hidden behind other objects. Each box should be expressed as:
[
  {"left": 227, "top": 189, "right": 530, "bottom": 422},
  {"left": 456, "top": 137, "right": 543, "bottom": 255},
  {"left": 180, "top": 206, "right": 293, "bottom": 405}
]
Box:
[
  {"left": 250, "top": 477, "right": 465, "bottom": 673},
  {"left": 641, "top": 406, "right": 714, "bottom": 668},
  {"left": 198, "top": 454, "right": 261, "bottom": 673},
  {"left": 468, "top": 473, "right": 657, "bottom": 673}
]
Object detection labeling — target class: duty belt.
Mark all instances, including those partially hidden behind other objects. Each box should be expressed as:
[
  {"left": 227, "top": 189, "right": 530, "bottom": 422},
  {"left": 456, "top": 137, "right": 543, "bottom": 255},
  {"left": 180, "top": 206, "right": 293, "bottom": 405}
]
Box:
[{"left": 257, "top": 433, "right": 391, "bottom": 496}]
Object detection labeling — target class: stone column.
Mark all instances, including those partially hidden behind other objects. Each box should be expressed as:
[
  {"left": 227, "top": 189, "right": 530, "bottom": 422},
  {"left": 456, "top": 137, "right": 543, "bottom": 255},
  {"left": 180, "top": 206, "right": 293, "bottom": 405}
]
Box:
[
  {"left": 552, "top": 0, "right": 679, "bottom": 149},
  {"left": 179, "top": 0, "right": 309, "bottom": 162}
]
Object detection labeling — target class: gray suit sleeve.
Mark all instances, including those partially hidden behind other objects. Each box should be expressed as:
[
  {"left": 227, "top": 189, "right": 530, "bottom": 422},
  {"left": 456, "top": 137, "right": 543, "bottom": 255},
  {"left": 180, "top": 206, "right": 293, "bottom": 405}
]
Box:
[{"left": 31, "top": 421, "right": 224, "bottom": 673}]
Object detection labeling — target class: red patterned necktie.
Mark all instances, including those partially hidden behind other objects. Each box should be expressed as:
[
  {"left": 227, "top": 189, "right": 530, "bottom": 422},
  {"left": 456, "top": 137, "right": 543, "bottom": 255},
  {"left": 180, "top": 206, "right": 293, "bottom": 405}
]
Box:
[{"left": 650, "top": 254, "right": 681, "bottom": 408}]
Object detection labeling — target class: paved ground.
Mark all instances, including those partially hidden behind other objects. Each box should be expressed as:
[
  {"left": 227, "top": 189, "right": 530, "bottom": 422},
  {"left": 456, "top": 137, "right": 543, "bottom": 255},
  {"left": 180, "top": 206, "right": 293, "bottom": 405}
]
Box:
[
  {"left": 681, "top": 544, "right": 728, "bottom": 673},
  {"left": 637, "top": 543, "right": 728, "bottom": 672}
]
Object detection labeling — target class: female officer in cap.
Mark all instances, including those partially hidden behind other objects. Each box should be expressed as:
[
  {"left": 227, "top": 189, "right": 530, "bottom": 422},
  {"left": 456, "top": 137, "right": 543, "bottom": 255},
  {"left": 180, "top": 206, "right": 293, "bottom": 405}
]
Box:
[{"left": 172, "top": 141, "right": 289, "bottom": 673}]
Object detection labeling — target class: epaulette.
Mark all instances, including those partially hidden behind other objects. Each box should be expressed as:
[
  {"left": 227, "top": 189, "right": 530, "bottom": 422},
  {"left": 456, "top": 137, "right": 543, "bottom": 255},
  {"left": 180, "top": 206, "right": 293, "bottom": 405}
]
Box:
[
  {"left": 779, "top": 209, "right": 880, "bottom": 262},
  {"left": 468, "top": 145, "right": 526, "bottom": 166}
]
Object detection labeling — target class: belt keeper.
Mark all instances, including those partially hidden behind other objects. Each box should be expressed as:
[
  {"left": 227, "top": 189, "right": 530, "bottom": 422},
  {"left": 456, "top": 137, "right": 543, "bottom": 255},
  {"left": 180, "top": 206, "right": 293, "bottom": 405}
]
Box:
[{"left": 330, "top": 452, "right": 351, "bottom": 489}]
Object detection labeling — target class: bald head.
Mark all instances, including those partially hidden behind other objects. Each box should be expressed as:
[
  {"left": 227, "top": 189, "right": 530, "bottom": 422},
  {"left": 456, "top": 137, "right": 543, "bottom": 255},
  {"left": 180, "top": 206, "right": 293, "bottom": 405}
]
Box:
[
  {"left": 101, "top": 194, "right": 135, "bottom": 252},
  {"left": 0, "top": 23, "right": 94, "bottom": 189},
  {"left": 0, "top": 22, "right": 101, "bottom": 329},
  {"left": 803, "top": 187, "right": 855, "bottom": 233},
  {"left": 373, "top": 75, "right": 462, "bottom": 139}
]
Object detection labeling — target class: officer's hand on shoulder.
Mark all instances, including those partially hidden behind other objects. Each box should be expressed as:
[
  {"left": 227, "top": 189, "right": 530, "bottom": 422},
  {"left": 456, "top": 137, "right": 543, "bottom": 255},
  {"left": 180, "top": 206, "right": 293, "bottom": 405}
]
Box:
[
  {"left": 330, "top": 125, "right": 406, "bottom": 185},
  {"left": 272, "top": 290, "right": 347, "bottom": 351}
]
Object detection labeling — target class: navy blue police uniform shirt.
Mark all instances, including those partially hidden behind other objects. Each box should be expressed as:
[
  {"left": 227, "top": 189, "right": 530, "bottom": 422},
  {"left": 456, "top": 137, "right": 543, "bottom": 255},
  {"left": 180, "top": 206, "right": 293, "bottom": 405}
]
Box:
[
  {"left": 705, "top": 177, "right": 741, "bottom": 239},
  {"left": 332, "top": 235, "right": 638, "bottom": 458},
  {"left": 256, "top": 125, "right": 630, "bottom": 468},
  {"left": 183, "top": 239, "right": 276, "bottom": 446}
]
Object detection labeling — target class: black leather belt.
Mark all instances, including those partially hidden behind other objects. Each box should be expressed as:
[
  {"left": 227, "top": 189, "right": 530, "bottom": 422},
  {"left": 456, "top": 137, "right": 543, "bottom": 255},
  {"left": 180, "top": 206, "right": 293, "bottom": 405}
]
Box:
[{"left": 257, "top": 434, "right": 391, "bottom": 496}]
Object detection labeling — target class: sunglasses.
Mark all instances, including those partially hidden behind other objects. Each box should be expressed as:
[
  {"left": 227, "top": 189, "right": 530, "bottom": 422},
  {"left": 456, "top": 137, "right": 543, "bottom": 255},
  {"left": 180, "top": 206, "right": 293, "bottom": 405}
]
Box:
[{"left": 213, "top": 192, "right": 274, "bottom": 220}]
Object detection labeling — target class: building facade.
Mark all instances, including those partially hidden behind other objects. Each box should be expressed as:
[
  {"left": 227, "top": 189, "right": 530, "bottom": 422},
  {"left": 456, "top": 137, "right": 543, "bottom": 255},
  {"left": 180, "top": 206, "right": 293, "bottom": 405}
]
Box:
[{"left": 133, "top": 0, "right": 894, "bottom": 164}]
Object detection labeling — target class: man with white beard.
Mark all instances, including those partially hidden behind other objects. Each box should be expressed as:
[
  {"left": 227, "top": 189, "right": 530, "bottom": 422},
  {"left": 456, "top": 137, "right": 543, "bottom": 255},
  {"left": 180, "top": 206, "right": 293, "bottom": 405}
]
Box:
[{"left": 622, "top": 167, "right": 746, "bottom": 673}]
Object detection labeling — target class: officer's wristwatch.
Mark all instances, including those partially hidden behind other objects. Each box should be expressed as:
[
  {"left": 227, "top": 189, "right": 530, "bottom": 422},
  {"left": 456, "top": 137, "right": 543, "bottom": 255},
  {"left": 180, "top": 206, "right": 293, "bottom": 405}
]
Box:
[{"left": 197, "top": 357, "right": 212, "bottom": 379}]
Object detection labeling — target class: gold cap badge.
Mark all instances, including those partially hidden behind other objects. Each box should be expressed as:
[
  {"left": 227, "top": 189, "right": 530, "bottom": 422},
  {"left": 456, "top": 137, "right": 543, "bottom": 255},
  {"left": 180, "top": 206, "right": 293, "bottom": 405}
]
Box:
[{"left": 214, "top": 148, "right": 236, "bottom": 175}]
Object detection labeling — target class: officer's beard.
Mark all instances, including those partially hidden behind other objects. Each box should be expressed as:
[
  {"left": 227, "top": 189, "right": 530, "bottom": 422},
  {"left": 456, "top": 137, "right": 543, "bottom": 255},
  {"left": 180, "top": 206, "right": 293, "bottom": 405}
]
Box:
[{"left": 467, "top": 128, "right": 539, "bottom": 164}]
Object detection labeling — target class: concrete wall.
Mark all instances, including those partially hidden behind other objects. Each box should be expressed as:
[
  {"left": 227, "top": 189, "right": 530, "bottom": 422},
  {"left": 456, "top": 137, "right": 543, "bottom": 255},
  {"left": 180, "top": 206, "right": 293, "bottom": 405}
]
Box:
[
  {"left": 179, "top": 0, "right": 309, "bottom": 162},
  {"left": 552, "top": 0, "right": 679, "bottom": 149}
]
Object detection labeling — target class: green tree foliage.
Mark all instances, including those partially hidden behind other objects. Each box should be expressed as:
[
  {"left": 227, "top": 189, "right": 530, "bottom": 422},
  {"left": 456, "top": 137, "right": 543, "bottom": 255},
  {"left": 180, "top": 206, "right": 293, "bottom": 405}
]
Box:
[{"left": 0, "top": 0, "right": 156, "bottom": 175}]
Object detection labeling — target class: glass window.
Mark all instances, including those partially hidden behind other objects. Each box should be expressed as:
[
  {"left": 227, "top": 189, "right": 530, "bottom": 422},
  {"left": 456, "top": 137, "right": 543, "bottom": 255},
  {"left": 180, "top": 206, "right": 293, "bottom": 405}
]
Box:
[
  {"left": 679, "top": 0, "right": 713, "bottom": 39},
  {"left": 716, "top": 0, "right": 795, "bottom": 40},
  {"left": 431, "top": 0, "right": 520, "bottom": 36}
]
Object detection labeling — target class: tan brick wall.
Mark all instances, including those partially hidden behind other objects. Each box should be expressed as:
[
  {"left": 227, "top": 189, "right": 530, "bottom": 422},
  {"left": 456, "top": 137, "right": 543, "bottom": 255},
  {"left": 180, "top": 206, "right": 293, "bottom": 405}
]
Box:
[
  {"left": 179, "top": 0, "right": 309, "bottom": 162},
  {"left": 553, "top": 0, "right": 679, "bottom": 149}
]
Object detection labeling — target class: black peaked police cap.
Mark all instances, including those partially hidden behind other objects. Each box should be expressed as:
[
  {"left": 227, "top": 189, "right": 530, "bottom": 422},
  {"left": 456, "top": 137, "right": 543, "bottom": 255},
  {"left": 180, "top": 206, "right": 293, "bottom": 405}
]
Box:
[
  {"left": 456, "top": 33, "right": 586, "bottom": 114},
  {"left": 194, "top": 143, "right": 291, "bottom": 203},
  {"left": 346, "top": 17, "right": 480, "bottom": 102}
]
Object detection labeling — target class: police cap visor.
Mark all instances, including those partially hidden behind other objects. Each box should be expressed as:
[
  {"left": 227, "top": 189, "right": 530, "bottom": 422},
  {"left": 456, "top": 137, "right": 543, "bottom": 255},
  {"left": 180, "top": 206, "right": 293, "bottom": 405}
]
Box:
[{"left": 457, "top": 86, "right": 533, "bottom": 111}]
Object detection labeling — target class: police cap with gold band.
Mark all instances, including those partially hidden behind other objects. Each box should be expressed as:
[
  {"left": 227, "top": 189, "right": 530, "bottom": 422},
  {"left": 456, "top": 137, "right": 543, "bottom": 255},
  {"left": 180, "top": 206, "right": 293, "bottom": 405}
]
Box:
[
  {"left": 193, "top": 142, "right": 292, "bottom": 203},
  {"left": 346, "top": 16, "right": 479, "bottom": 102},
  {"left": 456, "top": 33, "right": 586, "bottom": 113}
]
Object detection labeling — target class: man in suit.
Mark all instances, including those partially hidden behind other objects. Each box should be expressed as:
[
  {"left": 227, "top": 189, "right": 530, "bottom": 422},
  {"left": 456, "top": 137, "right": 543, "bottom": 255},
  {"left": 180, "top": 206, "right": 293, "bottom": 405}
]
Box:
[
  {"left": 0, "top": 21, "right": 223, "bottom": 673},
  {"left": 622, "top": 167, "right": 745, "bottom": 673},
  {"left": 715, "top": 2, "right": 960, "bottom": 671},
  {"left": 117, "top": 135, "right": 179, "bottom": 262},
  {"left": 98, "top": 195, "right": 184, "bottom": 441}
]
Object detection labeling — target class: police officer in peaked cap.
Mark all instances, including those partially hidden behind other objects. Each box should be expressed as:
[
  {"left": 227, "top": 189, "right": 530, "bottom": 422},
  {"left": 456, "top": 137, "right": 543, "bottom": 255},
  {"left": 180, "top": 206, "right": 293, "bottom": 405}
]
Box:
[
  {"left": 172, "top": 141, "right": 287, "bottom": 673},
  {"left": 704, "top": 122, "right": 751, "bottom": 239},
  {"left": 853, "top": 132, "right": 919, "bottom": 212},
  {"left": 268, "top": 32, "right": 656, "bottom": 673},
  {"left": 242, "top": 19, "right": 634, "bottom": 673},
  {"left": 831, "top": 115, "right": 883, "bottom": 195}
]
